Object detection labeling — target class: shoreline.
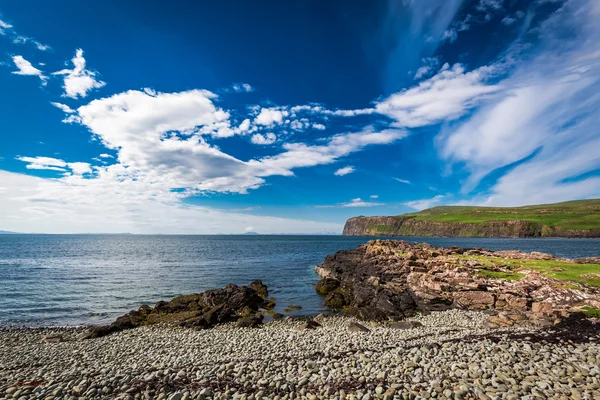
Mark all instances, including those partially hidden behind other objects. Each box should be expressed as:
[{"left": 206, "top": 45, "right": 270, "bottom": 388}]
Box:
[{"left": 2, "top": 310, "right": 599, "bottom": 400}]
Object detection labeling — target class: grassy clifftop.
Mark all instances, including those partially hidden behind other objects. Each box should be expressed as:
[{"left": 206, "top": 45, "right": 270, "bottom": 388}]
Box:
[{"left": 343, "top": 199, "right": 600, "bottom": 238}]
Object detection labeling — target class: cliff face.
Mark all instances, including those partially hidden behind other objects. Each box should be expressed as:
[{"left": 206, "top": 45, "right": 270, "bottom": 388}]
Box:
[{"left": 342, "top": 216, "right": 599, "bottom": 238}]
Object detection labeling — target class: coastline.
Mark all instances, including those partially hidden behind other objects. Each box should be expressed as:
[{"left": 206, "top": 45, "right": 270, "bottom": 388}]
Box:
[{"left": 2, "top": 310, "right": 599, "bottom": 400}]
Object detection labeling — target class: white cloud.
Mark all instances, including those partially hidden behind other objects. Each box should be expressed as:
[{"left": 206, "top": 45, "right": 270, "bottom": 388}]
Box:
[
  {"left": 58, "top": 87, "right": 407, "bottom": 197},
  {"left": 232, "top": 83, "right": 254, "bottom": 93},
  {"left": 53, "top": 49, "right": 106, "bottom": 98},
  {"left": 17, "top": 156, "right": 67, "bottom": 171},
  {"left": 11, "top": 56, "right": 46, "bottom": 82},
  {"left": 16, "top": 156, "right": 91, "bottom": 175},
  {"left": 405, "top": 195, "right": 444, "bottom": 210},
  {"left": 251, "top": 133, "right": 277, "bottom": 145},
  {"left": 414, "top": 57, "right": 441, "bottom": 80},
  {"left": 393, "top": 178, "right": 411, "bottom": 184},
  {"left": 501, "top": 16, "right": 516, "bottom": 25},
  {"left": 441, "top": 29, "right": 457, "bottom": 43},
  {"left": 254, "top": 107, "right": 289, "bottom": 126},
  {"left": 13, "top": 35, "right": 50, "bottom": 51},
  {"left": 290, "top": 120, "right": 304, "bottom": 130},
  {"left": 0, "top": 19, "right": 13, "bottom": 33},
  {"left": 370, "top": 195, "right": 378, "bottom": 199},
  {"left": 334, "top": 166, "right": 355, "bottom": 176},
  {"left": 51, "top": 102, "right": 75, "bottom": 113},
  {"left": 316, "top": 197, "right": 384, "bottom": 208},
  {"left": 99, "top": 153, "right": 113, "bottom": 159},
  {"left": 376, "top": 63, "right": 501, "bottom": 128},
  {"left": 312, "top": 123, "right": 326, "bottom": 130},
  {"left": 237, "top": 118, "right": 251, "bottom": 133},
  {"left": 0, "top": 170, "right": 344, "bottom": 234},
  {"left": 342, "top": 198, "right": 383, "bottom": 208}
]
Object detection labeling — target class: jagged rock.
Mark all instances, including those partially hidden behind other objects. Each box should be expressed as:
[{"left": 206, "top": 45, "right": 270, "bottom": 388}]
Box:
[
  {"left": 454, "top": 291, "right": 496, "bottom": 310},
  {"left": 315, "top": 240, "right": 600, "bottom": 322},
  {"left": 250, "top": 280, "right": 269, "bottom": 299},
  {"left": 82, "top": 282, "right": 268, "bottom": 339}
]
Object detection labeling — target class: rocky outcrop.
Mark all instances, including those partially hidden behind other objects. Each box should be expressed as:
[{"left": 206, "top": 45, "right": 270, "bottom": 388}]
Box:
[
  {"left": 81, "top": 280, "right": 268, "bottom": 339},
  {"left": 343, "top": 216, "right": 599, "bottom": 238},
  {"left": 315, "top": 240, "right": 600, "bottom": 323}
]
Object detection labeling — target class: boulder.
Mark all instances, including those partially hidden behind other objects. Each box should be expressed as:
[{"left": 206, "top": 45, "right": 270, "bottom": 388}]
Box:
[
  {"left": 236, "top": 314, "right": 263, "bottom": 328},
  {"left": 348, "top": 322, "right": 370, "bottom": 333}
]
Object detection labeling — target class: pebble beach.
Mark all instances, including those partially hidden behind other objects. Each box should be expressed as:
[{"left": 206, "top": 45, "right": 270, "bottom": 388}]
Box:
[{"left": 1, "top": 310, "right": 599, "bottom": 400}]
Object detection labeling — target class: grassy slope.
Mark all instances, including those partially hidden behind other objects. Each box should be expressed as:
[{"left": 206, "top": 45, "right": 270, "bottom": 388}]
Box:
[{"left": 402, "top": 199, "right": 600, "bottom": 230}]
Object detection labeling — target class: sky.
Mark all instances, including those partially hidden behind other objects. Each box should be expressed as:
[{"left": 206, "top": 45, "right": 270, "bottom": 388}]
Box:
[{"left": 0, "top": 0, "right": 599, "bottom": 234}]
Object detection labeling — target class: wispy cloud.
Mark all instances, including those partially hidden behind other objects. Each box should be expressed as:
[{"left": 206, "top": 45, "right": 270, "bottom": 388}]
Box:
[
  {"left": 439, "top": 0, "right": 600, "bottom": 204},
  {"left": 405, "top": 195, "right": 444, "bottom": 210},
  {"left": 334, "top": 166, "right": 355, "bottom": 176},
  {"left": 231, "top": 83, "right": 254, "bottom": 92},
  {"left": 316, "top": 197, "right": 384, "bottom": 208},
  {"left": 393, "top": 177, "right": 412, "bottom": 184},
  {"left": 376, "top": 63, "right": 502, "bottom": 128}
]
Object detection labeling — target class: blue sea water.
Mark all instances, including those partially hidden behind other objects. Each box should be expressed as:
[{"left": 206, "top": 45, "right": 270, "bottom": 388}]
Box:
[{"left": 0, "top": 234, "right": 598, "bottom": 327}]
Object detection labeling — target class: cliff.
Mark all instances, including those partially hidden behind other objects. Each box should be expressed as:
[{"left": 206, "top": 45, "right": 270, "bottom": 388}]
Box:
[{"left": 343, "top": 199, "right": 600, "bottom": 238}]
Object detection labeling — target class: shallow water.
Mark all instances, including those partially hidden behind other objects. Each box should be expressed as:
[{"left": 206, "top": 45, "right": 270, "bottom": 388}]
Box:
[{"left": 1, "top": 234, "right": 598, "bottom": 326}]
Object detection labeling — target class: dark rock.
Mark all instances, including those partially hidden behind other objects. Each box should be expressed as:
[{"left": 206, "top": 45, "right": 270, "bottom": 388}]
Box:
[
  {"left": 295, "top": 320, "right": 322, "bottom": 330},
  {"left": 250, "top": 280, "right": 269, "bottom": 299},
  {"left": 348, "top": 322, "right": 370, "bottom": 333},
  {"left": 236, "top": 314, "right": 263, "bottom": 328},
  {"left": 315, "top": 278, "right": 340, "bottom": 295},
  {"left": 83, "top": 281, "right": 268, "bottom": 339},
  {"left": 323, "top": 291, "right": 346, "bottom": 309}
]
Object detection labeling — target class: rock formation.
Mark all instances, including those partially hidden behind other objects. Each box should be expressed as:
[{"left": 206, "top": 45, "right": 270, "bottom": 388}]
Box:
[
  {"left": 315, "top": 240, "right": 600, "bottom": 326},
  {"left": 81, "top": 280, "right": 269, "bottom": 339}
]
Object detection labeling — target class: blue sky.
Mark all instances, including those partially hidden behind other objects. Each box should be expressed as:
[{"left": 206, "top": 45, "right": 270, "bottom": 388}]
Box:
[{"left": 0, "top": 0, "right": 599, "bottom": 234}]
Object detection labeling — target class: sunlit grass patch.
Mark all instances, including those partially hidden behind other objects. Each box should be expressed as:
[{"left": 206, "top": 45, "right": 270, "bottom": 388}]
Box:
[{"left": 456, "top": 255, "right": 600, "bottom": 287}]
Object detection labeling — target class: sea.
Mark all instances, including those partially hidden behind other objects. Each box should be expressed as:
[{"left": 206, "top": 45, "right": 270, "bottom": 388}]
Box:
[{"left": 1, "top": 234, "right": 599, "bottom": 327}]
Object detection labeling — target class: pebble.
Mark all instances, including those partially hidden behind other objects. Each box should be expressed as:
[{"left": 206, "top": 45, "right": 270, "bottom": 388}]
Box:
[{"left": 0, "top": 310, "right": 598, "bottom": 399}]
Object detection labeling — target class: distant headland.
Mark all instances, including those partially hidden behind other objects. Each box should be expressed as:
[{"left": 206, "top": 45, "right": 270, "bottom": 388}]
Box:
[{"left": 343, "top": 199, "right": 600, "bottom": 238}]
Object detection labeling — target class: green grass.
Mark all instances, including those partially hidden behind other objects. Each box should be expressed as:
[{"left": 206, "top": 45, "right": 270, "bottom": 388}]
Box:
[
  {"left": 400, "top": 199, "right": 600, "bottom": 231},
  {"left": 582, "top": 306, "right": 600, "bottom": 318},
  {"left": 476, "top": 269, "right": 525, "bottom": 281},
  {"left": 456, "top": 255, "right": 600, "bottom": 287}
]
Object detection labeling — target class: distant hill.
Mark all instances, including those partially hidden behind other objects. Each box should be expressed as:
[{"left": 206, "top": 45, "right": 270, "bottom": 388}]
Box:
[
  {"left": 0, "top": 230, "right": 19, "bottom": 234},
  {"left": 343, "top": 199, "right": 600, "bottom": 238},
  {"left": 243, "top": 231, "right": 260, "bottom": 235}
]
